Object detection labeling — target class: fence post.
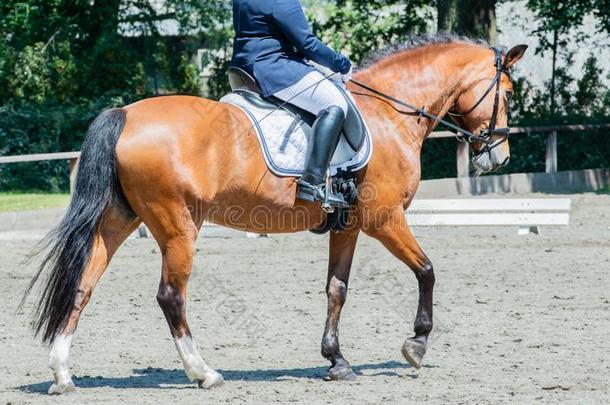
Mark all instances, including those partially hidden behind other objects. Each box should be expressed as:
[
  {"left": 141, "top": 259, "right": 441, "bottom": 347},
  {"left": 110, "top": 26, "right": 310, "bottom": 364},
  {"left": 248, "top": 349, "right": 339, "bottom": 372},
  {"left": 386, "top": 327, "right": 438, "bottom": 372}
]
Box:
[
  {"left": 545, "top": 130, "right": 558, "bottom": 173},
  {"left": 68, "top": 157, "right": 79, "bottom": 194},
  {"left": 456, "top": 140, "right": 470, "bottom": 177}
]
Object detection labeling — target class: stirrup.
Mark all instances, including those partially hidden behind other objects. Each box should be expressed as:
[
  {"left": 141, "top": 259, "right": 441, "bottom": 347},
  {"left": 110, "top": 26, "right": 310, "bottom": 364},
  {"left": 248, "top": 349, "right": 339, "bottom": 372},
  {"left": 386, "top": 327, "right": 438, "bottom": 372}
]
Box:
[{"left": 296, "top": 179, "right": 349, "bottom": 212}]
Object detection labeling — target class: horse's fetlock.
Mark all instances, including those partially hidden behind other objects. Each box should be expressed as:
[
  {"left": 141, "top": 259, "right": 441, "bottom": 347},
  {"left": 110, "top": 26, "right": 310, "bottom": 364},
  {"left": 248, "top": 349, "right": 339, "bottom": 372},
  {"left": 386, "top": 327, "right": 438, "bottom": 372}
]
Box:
[
  {"left": 321, "top": 335, "right": 339, "bottom": 359},
  {"left": 414, "top": 318, "right": 433, "bottom": 335}
]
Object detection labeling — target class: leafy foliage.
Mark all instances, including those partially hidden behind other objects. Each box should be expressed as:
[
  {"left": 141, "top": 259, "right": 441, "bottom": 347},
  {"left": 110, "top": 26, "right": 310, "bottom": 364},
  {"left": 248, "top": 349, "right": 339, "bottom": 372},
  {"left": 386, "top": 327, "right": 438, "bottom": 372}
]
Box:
[
  {"left": 0, "top": 0, "right": 230, "bottom": 191},
  {"left": 500, "top": 0, "right": 610, "bottom": 175},
  {"left": 308, "top": 0, "right": 434, "bottom": 64},
  {"left": 504, "top": 53, "right": 610, "bottom": 175},
  {"left": 527, "top": 0, "right": 610, "bottom": 40},
  {"left": 0, "top": 0, "right": 608, "bottom": 190}
]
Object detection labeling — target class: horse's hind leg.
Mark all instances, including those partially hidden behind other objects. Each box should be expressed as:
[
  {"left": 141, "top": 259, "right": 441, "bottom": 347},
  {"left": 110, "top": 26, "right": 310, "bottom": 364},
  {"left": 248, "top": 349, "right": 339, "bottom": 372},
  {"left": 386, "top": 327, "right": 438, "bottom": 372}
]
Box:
[
  {"left": 48, "top": 206, "right": 140, "bottom": 394},
  {"left": 145, "top": 206, "right": 224, "bottom": 389},
  {"left": 365, "top": 210, "right": 435, "bottom": 369},
  {"left": 322, "top": 230, "right": 359, "bottom": 381}
]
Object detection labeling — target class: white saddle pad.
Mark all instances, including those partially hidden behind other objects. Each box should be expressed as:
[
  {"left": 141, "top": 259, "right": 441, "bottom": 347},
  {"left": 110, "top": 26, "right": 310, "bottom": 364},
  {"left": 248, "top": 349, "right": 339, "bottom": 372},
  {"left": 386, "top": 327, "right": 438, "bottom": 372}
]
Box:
[{"left": 220, "top": 92, "right": 372, "bottom": 177}]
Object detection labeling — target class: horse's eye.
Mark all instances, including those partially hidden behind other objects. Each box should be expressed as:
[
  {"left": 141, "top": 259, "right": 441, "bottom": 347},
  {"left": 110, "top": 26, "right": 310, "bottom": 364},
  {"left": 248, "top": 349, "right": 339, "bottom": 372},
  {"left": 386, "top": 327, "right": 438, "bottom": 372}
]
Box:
[{"left": 506, "top": 90, "right": 514, "bottom": 100}]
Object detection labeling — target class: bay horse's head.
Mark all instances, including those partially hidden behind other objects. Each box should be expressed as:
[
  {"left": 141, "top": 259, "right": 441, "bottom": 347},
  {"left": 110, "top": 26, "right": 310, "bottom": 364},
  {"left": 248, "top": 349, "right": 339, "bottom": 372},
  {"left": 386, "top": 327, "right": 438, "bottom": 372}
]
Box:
[{"left": 449, "top": 45, "right": 528, "bottom": 173}]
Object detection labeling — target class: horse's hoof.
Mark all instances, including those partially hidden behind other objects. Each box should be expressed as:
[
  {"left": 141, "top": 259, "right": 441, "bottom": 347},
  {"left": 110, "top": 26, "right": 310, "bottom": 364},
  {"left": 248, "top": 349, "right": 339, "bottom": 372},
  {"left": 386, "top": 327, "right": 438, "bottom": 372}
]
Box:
[
  {"left": 327, "top": 364, "right": 357, "bottom": 381},
  {"left": 198, "top": 371, "right": 224, "bottom": 389},
  {"left": 48, "top": 382, "right": 77, "bottom": 395},
  {"left": 401, "top": 337, "right": 426, "bottom": 369}
]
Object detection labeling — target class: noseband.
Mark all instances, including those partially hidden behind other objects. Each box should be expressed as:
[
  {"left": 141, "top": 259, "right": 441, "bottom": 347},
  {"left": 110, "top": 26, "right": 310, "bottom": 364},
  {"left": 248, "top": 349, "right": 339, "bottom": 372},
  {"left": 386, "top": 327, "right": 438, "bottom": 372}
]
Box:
[{"left": 350, "top": 47, "right": 511, "bottom": 155}]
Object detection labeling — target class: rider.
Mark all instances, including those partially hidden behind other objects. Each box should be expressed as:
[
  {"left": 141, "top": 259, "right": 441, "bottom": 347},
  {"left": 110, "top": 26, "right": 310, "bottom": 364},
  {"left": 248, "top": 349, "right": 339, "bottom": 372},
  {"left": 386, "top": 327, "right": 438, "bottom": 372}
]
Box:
[{"left": 231, "top": 0, "right": 353, "bottom": 205}]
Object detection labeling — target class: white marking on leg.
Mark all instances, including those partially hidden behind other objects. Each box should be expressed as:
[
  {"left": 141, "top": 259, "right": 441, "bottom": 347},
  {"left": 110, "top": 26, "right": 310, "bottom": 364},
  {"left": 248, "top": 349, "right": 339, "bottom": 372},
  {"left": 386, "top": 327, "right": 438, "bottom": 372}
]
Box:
[
  {"left": 174, "top": 336, "right": 224, "bottom": 388},
  {"left": 48, "top": 334, "right": 76, "bottom": 394}
]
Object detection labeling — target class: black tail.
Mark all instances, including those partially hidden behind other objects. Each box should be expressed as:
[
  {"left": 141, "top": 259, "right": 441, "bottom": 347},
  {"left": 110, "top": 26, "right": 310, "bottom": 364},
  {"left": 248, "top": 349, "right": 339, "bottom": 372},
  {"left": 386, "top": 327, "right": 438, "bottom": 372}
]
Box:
[{"left": 22, "top": 108, "right": 129, "bottom": 343}]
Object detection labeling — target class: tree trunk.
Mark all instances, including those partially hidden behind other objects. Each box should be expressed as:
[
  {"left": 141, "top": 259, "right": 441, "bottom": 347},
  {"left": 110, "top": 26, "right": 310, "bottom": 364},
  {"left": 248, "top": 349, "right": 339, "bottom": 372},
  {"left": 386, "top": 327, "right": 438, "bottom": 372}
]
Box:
[
  {"left": 550, "top": 28, "right": 558, "bottom": 114},
  {"left": 90, "top": 0, "right": 122, "bottom": 38},
  {"left": 437, "top": 0, "right": 460, "bottom": 33},
  {"left": 437, "top": 0, "right": 497, "bottom": 45}
]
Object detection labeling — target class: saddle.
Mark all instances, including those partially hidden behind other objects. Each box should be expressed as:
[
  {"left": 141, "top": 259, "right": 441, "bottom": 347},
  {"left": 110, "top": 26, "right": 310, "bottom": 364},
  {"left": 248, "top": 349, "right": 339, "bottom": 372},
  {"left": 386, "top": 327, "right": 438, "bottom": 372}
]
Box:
[
  {"left": 223, "top": 67, "right": 371, "bottom": 176},
  {"left": 221, "top": 68, "right": 373, "bottom": 234}
]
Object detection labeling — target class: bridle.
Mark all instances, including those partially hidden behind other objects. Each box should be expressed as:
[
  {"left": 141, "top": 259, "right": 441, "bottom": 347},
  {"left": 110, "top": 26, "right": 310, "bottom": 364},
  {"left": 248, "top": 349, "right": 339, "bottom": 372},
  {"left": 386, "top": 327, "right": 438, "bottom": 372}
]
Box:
[
  {"left": 350, "top": 47, "right": 511, "bottom": 156},
  {"left": 447, "top": 47, "right": 510, "bottom": 153}
]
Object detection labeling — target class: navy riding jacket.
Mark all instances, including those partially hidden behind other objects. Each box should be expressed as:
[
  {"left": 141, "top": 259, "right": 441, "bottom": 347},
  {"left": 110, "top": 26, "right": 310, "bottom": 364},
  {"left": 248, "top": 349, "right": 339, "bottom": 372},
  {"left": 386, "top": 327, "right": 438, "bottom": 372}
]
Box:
[{"left": 231, "top": 0, "right": 351, "bottom": 97}]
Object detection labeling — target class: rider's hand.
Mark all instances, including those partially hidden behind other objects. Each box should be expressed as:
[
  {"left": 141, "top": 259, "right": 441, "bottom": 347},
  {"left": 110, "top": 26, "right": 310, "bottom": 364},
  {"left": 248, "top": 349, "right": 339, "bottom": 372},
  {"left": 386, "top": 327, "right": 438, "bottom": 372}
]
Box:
[{"left": 341, "top": 65, "right": 353, "bottom": 83}]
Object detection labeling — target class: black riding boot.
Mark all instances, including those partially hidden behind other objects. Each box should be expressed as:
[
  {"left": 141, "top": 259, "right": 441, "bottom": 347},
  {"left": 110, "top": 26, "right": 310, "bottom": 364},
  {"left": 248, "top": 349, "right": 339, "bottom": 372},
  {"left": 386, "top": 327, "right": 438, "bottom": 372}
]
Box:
[{"left": 297, "top": 106, "right": 347, "bottom": 207}]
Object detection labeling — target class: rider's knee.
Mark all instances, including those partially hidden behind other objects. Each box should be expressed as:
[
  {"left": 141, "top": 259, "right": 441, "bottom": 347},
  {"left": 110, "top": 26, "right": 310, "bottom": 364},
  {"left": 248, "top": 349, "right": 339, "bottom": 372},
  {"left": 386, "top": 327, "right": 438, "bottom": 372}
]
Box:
[
  {"left": 335, "top": 97, "right": 349, "bottom": 118},
  {"left": 322, "top": 96, "right": 348, "bottom": 119}
]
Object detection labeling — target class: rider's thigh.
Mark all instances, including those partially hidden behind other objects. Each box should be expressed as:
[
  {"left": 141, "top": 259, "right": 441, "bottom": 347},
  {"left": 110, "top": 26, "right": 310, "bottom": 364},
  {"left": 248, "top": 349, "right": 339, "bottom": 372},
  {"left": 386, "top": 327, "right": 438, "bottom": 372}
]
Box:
[{"left": 274, "top": 71, "right": 348, "bottom": 117}]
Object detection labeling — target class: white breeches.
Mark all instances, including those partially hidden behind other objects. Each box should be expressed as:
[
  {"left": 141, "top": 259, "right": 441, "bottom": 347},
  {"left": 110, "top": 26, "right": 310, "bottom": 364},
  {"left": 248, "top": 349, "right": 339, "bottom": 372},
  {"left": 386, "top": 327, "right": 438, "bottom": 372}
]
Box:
[{"left": 273, "top": 71, "right": 349, "bottom": 117}]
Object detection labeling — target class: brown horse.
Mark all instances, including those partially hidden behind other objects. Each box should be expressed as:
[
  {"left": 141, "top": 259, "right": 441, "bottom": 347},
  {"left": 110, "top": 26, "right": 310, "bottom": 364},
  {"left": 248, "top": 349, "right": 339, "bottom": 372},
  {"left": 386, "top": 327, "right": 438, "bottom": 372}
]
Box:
[{"left": 26, "top": 35, "right": 526, "bottom": 394}]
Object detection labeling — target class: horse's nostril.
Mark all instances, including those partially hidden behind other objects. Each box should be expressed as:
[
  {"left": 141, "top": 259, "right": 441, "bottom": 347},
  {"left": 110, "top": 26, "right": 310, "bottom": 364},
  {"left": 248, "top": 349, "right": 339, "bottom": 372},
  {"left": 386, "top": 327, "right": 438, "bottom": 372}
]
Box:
[{"left": 501, "top": 156, "right": 510, "bottom": 166}]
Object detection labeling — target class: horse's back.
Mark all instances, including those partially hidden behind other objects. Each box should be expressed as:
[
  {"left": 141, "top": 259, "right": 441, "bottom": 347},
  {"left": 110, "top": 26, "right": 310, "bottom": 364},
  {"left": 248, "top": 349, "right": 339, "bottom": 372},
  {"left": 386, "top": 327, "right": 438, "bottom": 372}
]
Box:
[
  {"left": 122, "top": 95, "right": 246, "bottom": 142},
  {"left": 115, "top": 95, "right": 304, "bottom": 228}
]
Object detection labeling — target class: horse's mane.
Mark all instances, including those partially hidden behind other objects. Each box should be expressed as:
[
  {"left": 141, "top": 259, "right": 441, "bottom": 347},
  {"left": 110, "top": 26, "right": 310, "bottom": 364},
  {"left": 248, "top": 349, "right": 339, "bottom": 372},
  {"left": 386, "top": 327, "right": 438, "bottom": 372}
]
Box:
[{"left": 358, "top": 32, "right": 488, "bottom": 69}]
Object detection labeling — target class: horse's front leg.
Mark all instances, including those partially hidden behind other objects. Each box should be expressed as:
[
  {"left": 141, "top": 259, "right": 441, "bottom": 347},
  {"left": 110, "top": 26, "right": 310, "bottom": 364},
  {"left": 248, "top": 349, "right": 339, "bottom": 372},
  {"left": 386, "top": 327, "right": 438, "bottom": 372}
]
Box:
[
  {"left": 365, "top": 209, "right": 435, "bottom": 369},
  {"left": 322, "top": 230, "right": 359, "bottom": 380}
]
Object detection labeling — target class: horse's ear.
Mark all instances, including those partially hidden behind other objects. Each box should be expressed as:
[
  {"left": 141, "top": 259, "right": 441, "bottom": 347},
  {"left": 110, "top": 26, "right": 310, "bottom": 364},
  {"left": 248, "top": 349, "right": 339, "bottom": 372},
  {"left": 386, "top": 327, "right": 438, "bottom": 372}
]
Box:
[{"left": 503, "top": 45, "right": 528, "bottom": 69}]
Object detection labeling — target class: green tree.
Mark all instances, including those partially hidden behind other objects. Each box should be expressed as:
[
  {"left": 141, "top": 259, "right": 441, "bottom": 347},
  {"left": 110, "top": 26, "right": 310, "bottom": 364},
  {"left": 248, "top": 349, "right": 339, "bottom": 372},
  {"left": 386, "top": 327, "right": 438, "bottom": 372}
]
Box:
[
  {"left": 526, "top": 0, "right": 609, "bottom": 113},
  {"left": 0, "top": 0, "right": 231, "bottom": 191},
  {"left": 309, "top": 0, "right": 434, "bottom": 64},
  {"left": 575, "top": 55, "right": 606, "bottom": 116}
]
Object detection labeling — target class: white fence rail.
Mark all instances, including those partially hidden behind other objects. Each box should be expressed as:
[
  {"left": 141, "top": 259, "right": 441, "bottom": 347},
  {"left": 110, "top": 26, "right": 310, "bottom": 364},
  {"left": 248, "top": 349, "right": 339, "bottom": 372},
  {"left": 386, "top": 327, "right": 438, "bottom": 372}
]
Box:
[
  {"left": 407, "top": 198, "right": 571, "bottom": 234},
  {"left": 1, "top": 124, "right": 608, "bottom": 190}
]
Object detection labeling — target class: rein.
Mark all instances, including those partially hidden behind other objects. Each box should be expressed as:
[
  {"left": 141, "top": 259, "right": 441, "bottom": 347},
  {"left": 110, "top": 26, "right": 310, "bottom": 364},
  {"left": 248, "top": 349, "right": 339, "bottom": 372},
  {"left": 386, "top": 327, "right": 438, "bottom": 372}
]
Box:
[{"left": 350, "top": 47, "right": 510, "bottom": 154}]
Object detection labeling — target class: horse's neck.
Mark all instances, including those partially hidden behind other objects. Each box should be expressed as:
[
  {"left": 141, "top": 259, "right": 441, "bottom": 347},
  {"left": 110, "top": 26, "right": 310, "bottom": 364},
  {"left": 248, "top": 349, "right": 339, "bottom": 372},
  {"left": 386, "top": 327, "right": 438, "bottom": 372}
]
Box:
[{"left": 353, "top": 45, "right": 469, "bottom": 144}]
